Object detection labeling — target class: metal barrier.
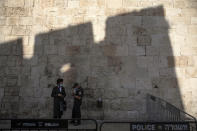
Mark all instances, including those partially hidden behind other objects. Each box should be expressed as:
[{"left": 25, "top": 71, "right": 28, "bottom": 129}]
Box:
[
  {"left": 99, "top": 121, "right": 197, "bottom": 131},
  {"left": 0, "top": 118, "right": 98, "bottom": 131},
  {"left": 146, "top": 94, "right": 197, "bottom": 122},
  {"left": 99, "top": 94, "right": 197, "bottom": 131}
]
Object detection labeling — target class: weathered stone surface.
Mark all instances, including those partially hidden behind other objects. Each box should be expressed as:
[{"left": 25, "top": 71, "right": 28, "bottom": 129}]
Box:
[
  {"left": 181, "top": 47, "right": 197, "bottom": 55},
  {"left": 6, "top": 76, "right": 18, "bottom": 86},
  {"left": 19, "top": 17, "right": 33, "bottom": 25},
  {"left": 101, "top": 44, "right": 117, "bottom": 56},
  {"left": 0, "top": 26, "right": 12, "bottom": 35},
  {"left": 6, "top": 17, "right": 19, "bottom": 25},
  {"left": 167, "top": 56, "right": 188, "bottom": 67},
  {"left": 0, "top": 17, "right": 6, "bottom": 25},
  {"left": 123, "top": 0, "right": 138, "bottom": 7},
  {"left": 0, "top": 0, "right": 197, "bottom": 120},
  {"left": 137, "top": 35, "right": 151, "bottom": 46},
  {"left": 106, "top": 0, "right": 122, "bottom": 8},
  {"left": 12, "top": 26, "right": 30, "bottom": 35},
  {"left": 68, "top": 0, "right": 80, "bottom": 8},
  {"left": 5, "top": 7, "right": 33, "bottom": 16},
  {"left": 0, "top": 88, "right": 4, "bottom": 100},
  {"left": 24, "top": 0, "right": 35, "bottom": 7},
  {"left": 186, "top": 67, "right": 197, "bottom": 78},
  {"left": 5, "top": 0, "right": 24, "bottom": 7}
]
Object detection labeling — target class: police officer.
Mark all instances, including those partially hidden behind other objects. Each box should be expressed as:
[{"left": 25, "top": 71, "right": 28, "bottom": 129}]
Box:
[
  {"left": 70, "top": 83, "right": 83, "bottom": 126},
  {"left": 51, "top": 78, "right": 66, "bottom": 118}
]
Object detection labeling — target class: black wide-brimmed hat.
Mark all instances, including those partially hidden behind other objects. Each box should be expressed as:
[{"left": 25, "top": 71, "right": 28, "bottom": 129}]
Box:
[{"left": 57, "top": 78, "right": 63, "bottom": 84}]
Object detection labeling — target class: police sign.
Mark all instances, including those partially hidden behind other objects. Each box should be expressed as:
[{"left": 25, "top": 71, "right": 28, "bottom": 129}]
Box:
[{"left": 130, "top": 122, "right": 190, "bottom": 131}]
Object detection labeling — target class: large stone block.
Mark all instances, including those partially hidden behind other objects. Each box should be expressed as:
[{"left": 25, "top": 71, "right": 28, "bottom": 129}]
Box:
[
  {"left": 65, "top": 45, "right": 81, "bottom": 56},
  {"left": 4, "top": 87, "right": 19, "bottom": 96},
  {"left": 6, "top": 76, "right": 18, "bottom": 87},
  {"left": 19, "top": 17, "right": 33, "bottom": 25},
  {"left": 148, "top": 65, "right": 160, "bottom": 78},
  {"left": 0, "top": 56, "right": 7, "bottom": 66},
  {"left": 7, "top": 56, "right": 17, "bottom": 67},
  {"left": 54, "top": 0, "right": 68, "bottom": 7},
  {"left": 120, "top": 75, "right": 136, "bottom": 89},
  {"left": 0, "top": 8, "right": 6, "bottom": 16},
  {"left": 68, "top": 0, "right": 80, "bottom": 8},
  {"left": 182, "top": 9, "right": 197, "bottom": 17},
  {"left": 186, "top": 36, "right": 197, "bottom": 47},
  {"left": 101, "top": 45, "right": 117, "bottom": 56},
  {"left": 23, "top": 45, "right": 34, "bottom": 57},
  {"left": 6, "top": 17, "right": 19, "bottom": 25},
  {"left": 174, "top": 0, "right": 187, "bottom": 8},
  {"left": 107, "top": 56, "right": 122, "bottom": 67},
  {"left": 159, "top": 67, "right": 175, "bottom": 77},
  {"left": 187, "top": 1, "right": 197, "bottom": 8},
  {"left": 137, "top": 56, "right": 154, "bottom": 68},
  {"left": 190, "top": 78, "right": 197, "bottom": 94},
  {"left": 80, "top": 0, "right": 97, "bottom": 7},
  {"left": 40, "top": 0, "right": 54, "bottom": 8},
  {"left": 115, "top": 45, "right": 129, "bottom": 56},
  {"left": 169, "top": 16, "right": 191, "bottom": 26},
  {"left": 164, "top": 8, "right": 181, "bottom": 17},
  {"left": 0, "top": 66, "right": 6, "bottom": 76},
  {"left": 135, "top": 46, "right": 145, "bottom": 56},
  {"left": 0, "top": 1, "right": 5, "bottom": 7},
  {"left": 103, "top": 88, "right": 123, "bottom": 99},
  {"left": 191, "top": 17, "right": 197, "bottom": 25},
  {"left": 0, "top": 26, "right": 12, "bottom": 35},
  {"left": 123, "top": 0, "right": 138, "bottom": 7},
  {"left": 146, "top": 46, "right": 159, "bottom": 56},
  {"left": 181, "top": 47, "right": 197, "bottom": 55},
  {"left": 5, "top": 7, "right": 33, "bottom": 16},
  {"left": 19, "top": 87, "right": 34, "bottom": 97},
  {"left": 24, "top": 0, "right": 35, "bottom": 7},
  {"left": 137, "top": 35, "right": 151, "bottom": 46},
  {"left": 0, "top": 17, "right": 6, "bottom": 25},
  {"left": 39, "top": 76, "right": 48, "bottom": 89},
  {"left": 175, "top": 25, "right": 188, "bottom": 36},
  {"left": 5, "top": 0, "right": 24, "bottom": 7},
  {"left": 186, "top": 67, "right": 197, "bottom": 78},
  {"left": 159, "top": 46, "right": 173, "bottom": 56},
  {"left": 0, "top": 88, "right": 4, "bottom": 100},
  {"left": 151, "top": 34, "right": 170, "bottom": 46},
  {"left": 44, "top": 45, "right": 58, "bottom": 55},
  {"left": 153, "top": 0, "right": 173, "bottom": 8},
  {"left": 97, "top": 0, "right": 105, "bottom": 7},
  {"left": 167, "top": 56, "right": 188, "bottom": 68},
  {"left": 106, "top": 0, "right": 122, "bottom": 8},
  {"left": 188, "top": 25, "right": 197, "bottom": 35},
  {"left": 12, "top": 26, "right": 30, "bottom": 35},
  {"left": 6, "top": 67, "right": 20, "bottom": 76}
]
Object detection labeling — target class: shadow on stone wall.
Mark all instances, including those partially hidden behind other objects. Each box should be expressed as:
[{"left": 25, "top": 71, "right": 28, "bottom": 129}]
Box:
[{"left": 0, "top": 5, "right": 183, "bottom": 120}]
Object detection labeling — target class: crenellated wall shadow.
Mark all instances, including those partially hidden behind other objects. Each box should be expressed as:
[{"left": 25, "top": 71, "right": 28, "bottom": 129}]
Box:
[{"left": 0, "top": 5, "right": 183, "bottom": 120}]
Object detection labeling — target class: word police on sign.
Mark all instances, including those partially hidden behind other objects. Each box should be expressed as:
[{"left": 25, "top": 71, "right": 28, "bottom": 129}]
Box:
[{"left": 130, "top": 122, "right": 190, "bottom": 131}]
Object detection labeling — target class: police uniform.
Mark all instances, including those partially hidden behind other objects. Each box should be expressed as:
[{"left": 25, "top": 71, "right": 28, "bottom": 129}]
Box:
[
  {"left": 51, "top": 85, "right": 66, "bottom": 118},
  {"left": 72, "top": 86, "right": 83, "bottom": 124}
]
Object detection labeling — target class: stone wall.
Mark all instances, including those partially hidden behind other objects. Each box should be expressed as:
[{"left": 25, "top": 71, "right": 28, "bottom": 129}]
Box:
[{"left": 0, "top": 0, "right": 197, "bottom": 120}]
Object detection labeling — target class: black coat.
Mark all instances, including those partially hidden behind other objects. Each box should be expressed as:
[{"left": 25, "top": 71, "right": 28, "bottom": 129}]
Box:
[{"left": 51, "top": 86, "right": 66, "bottom": 118}]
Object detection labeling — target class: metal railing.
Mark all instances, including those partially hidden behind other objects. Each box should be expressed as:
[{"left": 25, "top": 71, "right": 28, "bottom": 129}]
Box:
[
  {"left": 0, "top": 118, "right": 98, "bottom": 131},
  {"left": 99, "top": 94, "right": 197, "bottom": 131},
  {"left": 146, "top": 94, "right": 196, "bottom": 122}
]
